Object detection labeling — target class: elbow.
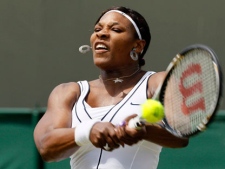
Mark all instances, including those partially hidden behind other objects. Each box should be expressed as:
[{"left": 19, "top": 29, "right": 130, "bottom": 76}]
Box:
[
  {"left": 37, "top": 139, "right": 75, "bottom": 162},
  {"left": 181, "top": 138, "right": 189, "bottom": 148},
  {"left": 39, "top": 147, "right": 55, "bottom": 162},
  {"left": 35, "top": 138, "right": 59, "bottom": 162},
  {"left": 173, "top": 137, "right": 189, "bottom": 148},
  {"left": 37, "top": 143, "right": 58, "bottom": 162},
  {"left": 163, "top": 137, "right": 189, "bottom": 148}
]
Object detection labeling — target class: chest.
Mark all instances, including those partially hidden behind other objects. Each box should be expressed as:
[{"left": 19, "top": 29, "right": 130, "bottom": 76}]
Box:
[
  {"left": 73, "top": 80, "right": 148, "bottom": 125},
  {"left": 86, "top": 86, "right": 133, "bottom": 108}
]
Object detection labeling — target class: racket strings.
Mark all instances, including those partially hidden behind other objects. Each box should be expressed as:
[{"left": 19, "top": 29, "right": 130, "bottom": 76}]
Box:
[{"left": 164, "top": 49, "right": 219, "bottom": 136}]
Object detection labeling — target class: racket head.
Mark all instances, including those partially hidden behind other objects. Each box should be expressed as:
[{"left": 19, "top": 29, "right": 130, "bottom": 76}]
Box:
[{"left": 158, "top": 44, "right": 223, "bottom": 137}]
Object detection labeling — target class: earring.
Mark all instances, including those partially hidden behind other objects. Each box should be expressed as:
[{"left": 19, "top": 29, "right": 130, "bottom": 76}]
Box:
[
  {"left": 79, "top": 45, "right": 92, "bottom": 54},
  {"left": 130, "top": 48, "right": 139, "bottom": 61}
]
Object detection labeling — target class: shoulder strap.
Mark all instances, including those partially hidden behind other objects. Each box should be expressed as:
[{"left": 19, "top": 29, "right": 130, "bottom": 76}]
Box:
[{"left": 77, "top": 80, "right": 89, "bottom": 100}]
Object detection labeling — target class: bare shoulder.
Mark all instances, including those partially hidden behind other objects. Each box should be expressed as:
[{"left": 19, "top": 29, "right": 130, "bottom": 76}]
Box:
[
  {"left": 34, "top": 82, "right": 81, "bottom": 136},
  {"left": 147, "top": 71, "right": 166, "bottom": 98},
  {"left": 150, "top": 71, "right": 166, "bottom": 83},
  {"left": 48, "top": 82, "right": 81, "bottom": 109},
  {"left": 51, "top": 82, "right": 80, "bottom": 96}
]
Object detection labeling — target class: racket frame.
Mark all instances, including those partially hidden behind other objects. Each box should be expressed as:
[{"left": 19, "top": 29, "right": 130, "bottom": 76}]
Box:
[{"left": 154, "top": 44, "right": 223, "bottom": 138}]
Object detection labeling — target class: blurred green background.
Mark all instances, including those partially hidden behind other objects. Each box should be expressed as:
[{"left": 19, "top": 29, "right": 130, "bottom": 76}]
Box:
[
  {"left": 0, "top": 0, "right": 224, "bottom": 169},
  {"left": 0, "top": 109, "right": 224, "bottom": 169}
]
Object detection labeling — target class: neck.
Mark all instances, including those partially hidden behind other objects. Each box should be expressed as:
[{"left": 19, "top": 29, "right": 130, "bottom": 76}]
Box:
[{"left": 99, "top": 67, "right": 141, "bottom": 83}]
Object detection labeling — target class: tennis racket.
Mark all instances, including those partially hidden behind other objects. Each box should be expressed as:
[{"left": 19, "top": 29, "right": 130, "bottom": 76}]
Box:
[{"left": 129, "top": 44, "right": 223, "bottom": 138}]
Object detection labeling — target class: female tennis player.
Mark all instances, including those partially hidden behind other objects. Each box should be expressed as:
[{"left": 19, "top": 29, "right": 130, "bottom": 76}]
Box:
[{"left": 33, "top": 6, "right": 188, "bottom": 169}]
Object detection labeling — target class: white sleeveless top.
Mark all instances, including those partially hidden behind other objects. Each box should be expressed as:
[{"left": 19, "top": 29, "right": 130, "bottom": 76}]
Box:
[{"left": 70, "top": 71, "right": 162, "bottom": 169}]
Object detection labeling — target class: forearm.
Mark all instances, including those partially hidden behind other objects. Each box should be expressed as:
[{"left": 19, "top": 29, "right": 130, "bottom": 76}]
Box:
[
  {"left": 35, "top": 128, "right": 78, "bottom": 162},
  {"left": 143, "top": 124, "right": 189, "bottom": 148}
]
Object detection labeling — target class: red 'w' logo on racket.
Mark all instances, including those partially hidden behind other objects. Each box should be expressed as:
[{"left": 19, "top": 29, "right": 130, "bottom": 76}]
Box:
[{"left": 179, "top": 64, "right": 206, "bottom": 115}]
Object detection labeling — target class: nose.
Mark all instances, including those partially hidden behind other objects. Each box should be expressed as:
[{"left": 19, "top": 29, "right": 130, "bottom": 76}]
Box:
[{"left": 96, "top": 29, "right": 109, "bottom": 39}]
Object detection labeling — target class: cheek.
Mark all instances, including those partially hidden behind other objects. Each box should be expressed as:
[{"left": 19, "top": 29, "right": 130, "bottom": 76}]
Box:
[
  {"left": 90, "top": 33, "right": 95, "bottom": 46},
  {"left": 115, "top": 38, "right": 133, "bottom": 53}
]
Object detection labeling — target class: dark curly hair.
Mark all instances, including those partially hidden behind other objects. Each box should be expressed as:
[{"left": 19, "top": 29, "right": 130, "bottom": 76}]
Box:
[{"left": 95, "top": 6, "right": 151, "bottom": 67}]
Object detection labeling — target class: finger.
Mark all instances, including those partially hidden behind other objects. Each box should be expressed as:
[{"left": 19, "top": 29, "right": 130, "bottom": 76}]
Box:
[
  {"left": 114, "top": 128, "right": 124, "bottom": 147},
  {"left": 104, "top": 132, "right": 120, "bottom": 149},
  {"left": 115, "top": 126, "right": 138, "bottom": 145},
  {"left": 125, "top": 125, "right": 147, "bottom": 138},
  {"left": 118, "top": 126, "right": 146, "bottom": 146},
  {"left": 90, "top": 129, "right": 110, "bottom": 148},
  {"left": 91, "top": 135, "right": 107, "bottom": 148},
  {"left": 123, "top": 114, "right": 138, "bottom": 124}
]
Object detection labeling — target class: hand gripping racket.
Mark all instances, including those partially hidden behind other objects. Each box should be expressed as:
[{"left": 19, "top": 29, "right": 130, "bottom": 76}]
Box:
[{"left": 129, "top": 44, "right": 223, "bottom": 138}]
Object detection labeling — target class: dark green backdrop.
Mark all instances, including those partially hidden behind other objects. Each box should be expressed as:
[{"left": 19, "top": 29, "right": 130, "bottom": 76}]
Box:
[
  {"left": 0, "top": 0, "right": 224, "bottom": 108},
  {"left": 0, "top": 109, "right": 225, "bottom": 169}
]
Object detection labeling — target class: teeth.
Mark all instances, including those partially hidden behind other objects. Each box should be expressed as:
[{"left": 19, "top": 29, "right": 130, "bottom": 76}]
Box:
[{"left": 96, "top": 44, "right": 107, "bottom": 49}]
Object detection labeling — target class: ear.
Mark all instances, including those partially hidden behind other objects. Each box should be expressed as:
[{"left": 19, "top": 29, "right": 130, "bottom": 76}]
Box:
[{"left": 134, "top": 39, "right": 146, "bottom": 54}]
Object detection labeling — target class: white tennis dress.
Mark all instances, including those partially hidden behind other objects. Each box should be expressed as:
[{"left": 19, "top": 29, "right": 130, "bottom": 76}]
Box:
[{"left": 70, "top": 71, "right": 162, "bottom": 169}]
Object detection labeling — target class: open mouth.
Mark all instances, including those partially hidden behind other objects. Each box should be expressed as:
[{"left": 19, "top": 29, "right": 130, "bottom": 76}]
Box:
[{"left": 95, "top": 43, "right": 108, "bottom": 51}]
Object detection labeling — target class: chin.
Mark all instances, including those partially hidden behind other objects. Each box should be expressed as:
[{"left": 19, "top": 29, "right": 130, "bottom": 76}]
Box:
[{"left": 94, "top": 58, "right": 110, "bottom": 69}]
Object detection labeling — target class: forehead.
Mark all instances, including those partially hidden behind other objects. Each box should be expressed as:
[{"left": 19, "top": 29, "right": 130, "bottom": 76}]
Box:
[{"left": 98, "top": 12, "right": 132, "bottom": 27}]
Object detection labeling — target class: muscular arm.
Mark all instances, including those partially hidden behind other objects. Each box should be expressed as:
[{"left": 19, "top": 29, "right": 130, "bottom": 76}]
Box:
[
  {"left": 121, "top": 114, "right": 188, "bottom": 148},
  {"left": 33, "top": 82, "right": 80, "bottom": 162},
  {"left": 145, "top": 71, "right": 189, "bottom": 148},
  {"left": 143, "top": 124, "right": 189, "bottom": 148}
]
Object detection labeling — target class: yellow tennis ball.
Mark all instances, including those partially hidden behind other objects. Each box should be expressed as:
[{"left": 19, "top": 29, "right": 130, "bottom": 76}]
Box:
[{"left": 141, "top": 99, "right": 164, "bottom": 123}]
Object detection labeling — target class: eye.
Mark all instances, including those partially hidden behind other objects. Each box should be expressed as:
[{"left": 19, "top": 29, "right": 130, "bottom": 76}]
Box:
[
  {"left": 112, "top": 28, "right": 122, "bottom": 33},
  {"left": 94, "top": 27, "right": 101, "bottom": 32}
]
